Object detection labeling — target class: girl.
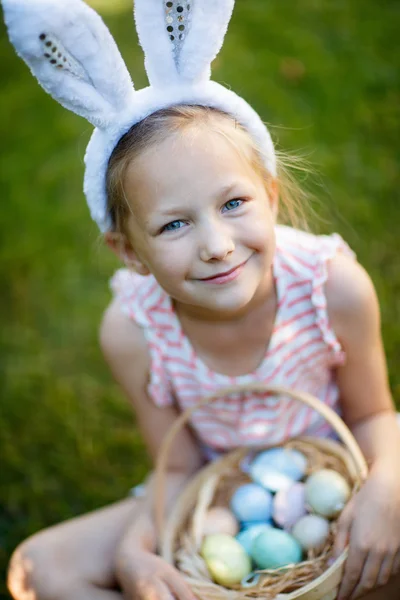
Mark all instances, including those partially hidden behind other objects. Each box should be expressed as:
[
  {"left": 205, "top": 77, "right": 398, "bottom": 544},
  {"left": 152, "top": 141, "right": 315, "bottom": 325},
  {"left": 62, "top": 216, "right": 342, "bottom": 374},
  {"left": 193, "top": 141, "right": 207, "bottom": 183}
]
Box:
[{"left": 3, "top": 2, "right": 400, "bottom": 600}]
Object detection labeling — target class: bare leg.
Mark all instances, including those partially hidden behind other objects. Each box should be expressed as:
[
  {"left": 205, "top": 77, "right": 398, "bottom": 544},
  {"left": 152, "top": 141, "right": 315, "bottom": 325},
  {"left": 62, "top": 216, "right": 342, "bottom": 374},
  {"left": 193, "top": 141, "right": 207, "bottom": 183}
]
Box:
[{"left": 8, "top": 498, "right": 142, "bottom": 600}]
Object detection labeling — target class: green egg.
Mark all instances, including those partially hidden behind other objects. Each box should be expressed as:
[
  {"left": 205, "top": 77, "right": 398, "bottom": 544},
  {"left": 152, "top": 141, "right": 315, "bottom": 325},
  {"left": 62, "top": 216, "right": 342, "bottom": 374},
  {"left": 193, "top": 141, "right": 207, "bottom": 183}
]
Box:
[
  {"left": 251, "top": 528, "right": 303, "bottom": 570},
  {"left": 201, "top": 534, "right": 252, "bottom": 586}
]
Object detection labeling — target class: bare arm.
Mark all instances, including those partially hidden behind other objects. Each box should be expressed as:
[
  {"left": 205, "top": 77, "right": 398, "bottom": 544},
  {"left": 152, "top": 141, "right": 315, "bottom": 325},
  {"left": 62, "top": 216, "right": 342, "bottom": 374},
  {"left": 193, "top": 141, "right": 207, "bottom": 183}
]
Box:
[
  {"left": 326, "top": 253, "right": 400, "bottom": 598},
  {"left": 99, "top": 299, "right": 204, "bottom": 552},
  {"left": 326, "top": 253, "right": 400, "bottom": 468}
]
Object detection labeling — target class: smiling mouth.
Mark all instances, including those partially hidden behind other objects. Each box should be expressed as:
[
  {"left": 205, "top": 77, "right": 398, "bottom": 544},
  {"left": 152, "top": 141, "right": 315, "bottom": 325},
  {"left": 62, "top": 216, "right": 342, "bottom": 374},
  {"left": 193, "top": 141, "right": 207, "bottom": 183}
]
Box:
[{"left": 198, "top": 258, "right": 249, "bottom": 281}]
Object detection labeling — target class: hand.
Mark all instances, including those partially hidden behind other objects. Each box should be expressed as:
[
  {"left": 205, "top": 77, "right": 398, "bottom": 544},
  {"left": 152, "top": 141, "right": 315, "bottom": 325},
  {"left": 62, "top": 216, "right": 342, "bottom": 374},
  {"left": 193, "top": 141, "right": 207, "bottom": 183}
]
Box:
[
  {"left": 333, "top": 463, "right": 400, "bottom": 599},
  {"left": 116, "top": 546, "right": 196, "bottom": 600}
]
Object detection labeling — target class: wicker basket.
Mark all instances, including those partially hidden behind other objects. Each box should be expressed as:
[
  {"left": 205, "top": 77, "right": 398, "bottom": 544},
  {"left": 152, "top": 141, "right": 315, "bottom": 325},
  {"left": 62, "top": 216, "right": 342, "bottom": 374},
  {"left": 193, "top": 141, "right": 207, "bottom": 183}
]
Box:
[{"left": 154, "top": 384, "right": 368, "bottom": 600}]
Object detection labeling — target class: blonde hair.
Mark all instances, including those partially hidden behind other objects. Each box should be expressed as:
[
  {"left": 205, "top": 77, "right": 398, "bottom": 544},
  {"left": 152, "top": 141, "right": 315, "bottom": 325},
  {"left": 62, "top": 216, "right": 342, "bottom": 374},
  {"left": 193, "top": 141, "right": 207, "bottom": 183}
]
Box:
[{"left": 106, "top": 105, "right": 310, "bottom": 236}]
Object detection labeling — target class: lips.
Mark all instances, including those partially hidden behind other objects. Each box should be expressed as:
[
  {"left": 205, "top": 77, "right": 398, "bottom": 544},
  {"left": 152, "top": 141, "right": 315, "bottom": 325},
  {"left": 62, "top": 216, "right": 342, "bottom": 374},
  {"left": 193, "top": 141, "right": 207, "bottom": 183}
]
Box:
[{"left": 198, "top": 258, "right": 249, "bottom": 282}]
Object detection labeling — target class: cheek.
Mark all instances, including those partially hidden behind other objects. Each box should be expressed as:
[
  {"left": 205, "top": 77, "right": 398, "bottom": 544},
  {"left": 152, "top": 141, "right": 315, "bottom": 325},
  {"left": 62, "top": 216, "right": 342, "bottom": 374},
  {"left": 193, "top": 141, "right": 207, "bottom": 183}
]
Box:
[
  {"left": 150, "top": 240, "right": 193, "bottom": 279},
  {"left": 239, "top": 208, "right": 276, "bottom": 253}
]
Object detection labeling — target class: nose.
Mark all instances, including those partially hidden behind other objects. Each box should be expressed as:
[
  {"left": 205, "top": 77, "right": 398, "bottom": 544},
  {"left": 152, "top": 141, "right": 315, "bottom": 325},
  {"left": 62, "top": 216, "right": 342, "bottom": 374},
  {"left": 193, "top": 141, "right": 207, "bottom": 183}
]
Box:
[{"left": 199, "top": 221, "right": 235, "bottom": 262}]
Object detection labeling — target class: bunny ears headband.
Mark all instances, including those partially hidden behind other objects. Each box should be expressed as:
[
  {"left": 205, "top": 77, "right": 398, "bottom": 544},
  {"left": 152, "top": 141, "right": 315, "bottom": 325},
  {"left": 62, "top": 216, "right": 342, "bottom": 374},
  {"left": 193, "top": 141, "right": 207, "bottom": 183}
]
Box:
[{"left": 2, "top": 0, "right": 276, "bottom": 232}]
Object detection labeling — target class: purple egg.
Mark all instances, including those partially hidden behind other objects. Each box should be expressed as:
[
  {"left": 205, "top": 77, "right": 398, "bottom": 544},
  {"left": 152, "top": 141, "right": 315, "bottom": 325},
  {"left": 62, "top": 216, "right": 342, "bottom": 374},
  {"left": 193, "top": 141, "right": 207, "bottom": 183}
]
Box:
[{"left": 273, "top": 483, "right": 307, "bottom": 530}]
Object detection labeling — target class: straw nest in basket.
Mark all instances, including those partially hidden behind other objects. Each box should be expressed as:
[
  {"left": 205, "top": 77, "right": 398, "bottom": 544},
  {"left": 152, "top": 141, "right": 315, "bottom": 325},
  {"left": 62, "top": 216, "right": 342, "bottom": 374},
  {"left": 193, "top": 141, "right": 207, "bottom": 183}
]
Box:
[
  {"left": 167, "top": 438, "right": 361, "bottom": 600},
  {"left": 155, "top": 385, "right": 368, "bottom": 600}
]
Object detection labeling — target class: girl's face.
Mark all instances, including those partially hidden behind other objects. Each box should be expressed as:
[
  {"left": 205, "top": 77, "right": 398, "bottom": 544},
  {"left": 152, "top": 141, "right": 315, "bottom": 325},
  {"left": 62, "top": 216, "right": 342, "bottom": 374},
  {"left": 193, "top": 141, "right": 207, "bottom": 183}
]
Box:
[{"left": 119, "top": 126, "right": 278, "bottom": 317}]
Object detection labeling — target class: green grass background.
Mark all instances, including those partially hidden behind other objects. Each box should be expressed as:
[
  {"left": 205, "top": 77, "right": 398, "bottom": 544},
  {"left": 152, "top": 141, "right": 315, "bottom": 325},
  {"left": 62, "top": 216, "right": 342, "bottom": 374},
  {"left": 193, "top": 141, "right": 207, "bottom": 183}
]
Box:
[{"left": 1, "top": 0, "right": 399, "bottom": 595}]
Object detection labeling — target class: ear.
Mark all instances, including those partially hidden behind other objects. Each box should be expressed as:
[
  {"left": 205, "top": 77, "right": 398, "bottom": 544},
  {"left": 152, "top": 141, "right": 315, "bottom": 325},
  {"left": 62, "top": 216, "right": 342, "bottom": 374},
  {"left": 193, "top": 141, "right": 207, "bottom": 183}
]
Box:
[
  {"left": 104, "top": 232, "right": 150, "bottom": 276},
  {"left": 2, "top": 0, "right": 135, "bottom": 129},
  {"left": 134, "top": 0, "right": 235, "bottom": 87}
]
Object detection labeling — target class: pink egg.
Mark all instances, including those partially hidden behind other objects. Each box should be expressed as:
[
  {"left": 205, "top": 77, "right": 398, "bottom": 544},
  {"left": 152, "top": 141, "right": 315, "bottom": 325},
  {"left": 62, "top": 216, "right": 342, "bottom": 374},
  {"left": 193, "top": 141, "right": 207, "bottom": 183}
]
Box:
[
  {"left": 273, "top": 483, "right": 307, "bottom": 530},
  {"left": 202, "top": 507, "right": 239, "bottom": 537}
]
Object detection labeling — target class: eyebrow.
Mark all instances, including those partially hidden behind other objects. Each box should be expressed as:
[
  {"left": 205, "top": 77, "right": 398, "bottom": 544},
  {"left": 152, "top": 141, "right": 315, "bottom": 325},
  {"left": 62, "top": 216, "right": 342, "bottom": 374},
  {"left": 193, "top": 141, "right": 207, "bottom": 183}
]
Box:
[{"left": 218, "top": 182, "right": 244, "bottom": 197}]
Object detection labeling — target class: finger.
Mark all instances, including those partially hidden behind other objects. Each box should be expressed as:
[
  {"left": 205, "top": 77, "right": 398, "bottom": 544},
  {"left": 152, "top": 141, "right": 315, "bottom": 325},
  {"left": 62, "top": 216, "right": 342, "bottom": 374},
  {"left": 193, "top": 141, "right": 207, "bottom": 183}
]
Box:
[
  {"left": 333, "top": 500, "right": 354, "bottom": 560},
  {"left": 130, "top": 577, "right": 175, "bottom": 600},
  {"left": 333, "top": 525, "right": 350, "bottom": 561},
  {"left": 350, "top": 552, "right": 382, "bottom": 599},
  {"left": 337, "top": 546, "right": 368, "bottom": 600},
  {"left": 164, "top": 568, "right": 196, "bottom": 600},
  {"left": 376, "top": 554, "right": 396, "bottom": 588},
  {"left": 142, "top": 580, "right": 176, "bottom": 600}
]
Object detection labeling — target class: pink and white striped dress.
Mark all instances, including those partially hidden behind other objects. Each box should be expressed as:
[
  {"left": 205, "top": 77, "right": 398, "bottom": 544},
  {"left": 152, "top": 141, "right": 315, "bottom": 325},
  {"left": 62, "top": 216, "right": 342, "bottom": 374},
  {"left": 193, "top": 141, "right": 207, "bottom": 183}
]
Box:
[{"left": 111, "top": 226, "right": 354, "bottom": 457}]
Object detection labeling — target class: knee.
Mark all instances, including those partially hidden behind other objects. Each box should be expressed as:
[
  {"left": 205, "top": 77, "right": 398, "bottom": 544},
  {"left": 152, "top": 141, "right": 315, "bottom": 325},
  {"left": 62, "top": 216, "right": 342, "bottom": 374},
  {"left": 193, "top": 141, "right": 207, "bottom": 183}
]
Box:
[{"left": 7, "top": 534, "right": 70, "bottom": 600}]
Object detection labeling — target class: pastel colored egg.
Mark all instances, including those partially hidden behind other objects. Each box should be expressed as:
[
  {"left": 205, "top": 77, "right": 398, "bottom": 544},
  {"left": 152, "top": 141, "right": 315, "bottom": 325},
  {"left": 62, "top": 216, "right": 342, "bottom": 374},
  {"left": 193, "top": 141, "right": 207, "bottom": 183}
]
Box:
[
  {"left": 292, "top": 514, "right": 330, "bottom": 552},
  {"left": 251, "top": 528, "right": 303, "bottom": 570},
  {"left": 240, "top": 519, "right": 273, "bottom": 530},
  {"left": 251, "top": 448, "right": 307, "bottom": 481},
  {"left": 241, "top": 572, "right": 261, "bottom": 588},
  {"left": 236, "top": 523, "right": 272, "bottom": 554},
  {"left": 202, "top": 507, "right": 239, "bottom": 537},
  {"left": 230, "top": 483, "right": 273, "bottom": 523},
  {"left": 250, "top": 463, "right": 294, "bottom": 493},
  {"left": 273, "top": 483, "right": 307, "bottom": 530},
  {"left": 201, "top": 534, "right": 252, "bottom": 586},
  {"left": 305, "top": 469, "right": 351, "bottom": 519}
]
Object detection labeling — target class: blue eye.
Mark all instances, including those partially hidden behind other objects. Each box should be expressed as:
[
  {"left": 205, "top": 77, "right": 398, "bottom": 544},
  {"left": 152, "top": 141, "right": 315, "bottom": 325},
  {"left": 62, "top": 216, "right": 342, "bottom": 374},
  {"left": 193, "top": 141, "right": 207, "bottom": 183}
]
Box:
[
  {"left": 223, "top": 199, "right": 243, "bottom": 212},
  {"left": 162, "top": 220, "right": 185, "bottom": 232}
]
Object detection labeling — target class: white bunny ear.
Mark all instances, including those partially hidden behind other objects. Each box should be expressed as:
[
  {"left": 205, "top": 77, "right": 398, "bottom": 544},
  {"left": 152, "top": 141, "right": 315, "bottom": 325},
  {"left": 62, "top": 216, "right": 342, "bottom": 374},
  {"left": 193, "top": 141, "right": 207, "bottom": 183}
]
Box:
[
  {"left": 135, "top": 0, "right": 235, "bottom": 87},
  {"left": 177, "top": 0, "right": 235, "bottom": 82},
  {"left": 2, "top": 0, "right": 135, "bottom": 129}
]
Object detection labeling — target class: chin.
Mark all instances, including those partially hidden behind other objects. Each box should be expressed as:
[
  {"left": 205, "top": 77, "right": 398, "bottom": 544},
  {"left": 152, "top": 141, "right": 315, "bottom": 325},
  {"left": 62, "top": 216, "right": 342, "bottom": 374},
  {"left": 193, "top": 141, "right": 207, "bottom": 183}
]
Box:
[{"left": 201, "top": 286, "right": 256, "bottom": 313}]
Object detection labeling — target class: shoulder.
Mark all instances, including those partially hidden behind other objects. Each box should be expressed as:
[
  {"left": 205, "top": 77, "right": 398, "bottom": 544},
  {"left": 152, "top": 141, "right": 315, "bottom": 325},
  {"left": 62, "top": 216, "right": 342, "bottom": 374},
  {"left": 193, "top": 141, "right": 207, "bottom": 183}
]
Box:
[
  {"left": 99, "top": 298, "right": 150, "bottom": 374},
  {"left": 274, "top": 226, "right": 354, "bottom": 277},
  {"left": 325, "top": 253, "right": 380, "bottom": 347}
]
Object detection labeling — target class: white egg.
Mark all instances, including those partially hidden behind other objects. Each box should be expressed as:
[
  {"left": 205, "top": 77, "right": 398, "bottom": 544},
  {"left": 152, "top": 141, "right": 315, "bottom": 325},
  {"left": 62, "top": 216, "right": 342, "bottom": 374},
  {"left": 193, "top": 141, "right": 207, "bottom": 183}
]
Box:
[
  {"left": 305, "top": 469, "right": 351, "bottom": 519},
  {"left": 202, "top": 507, "right": 239, "bottom": 537},
  {"left": 292, "top": 514, "right": 330, "bottom": 552}
]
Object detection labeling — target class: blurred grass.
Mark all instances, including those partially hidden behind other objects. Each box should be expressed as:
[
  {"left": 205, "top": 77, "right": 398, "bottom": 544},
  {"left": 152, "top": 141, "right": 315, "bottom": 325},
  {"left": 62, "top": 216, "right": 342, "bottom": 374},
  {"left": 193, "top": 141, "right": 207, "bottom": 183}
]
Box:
[{"left": 0, "top": 0, "right": 399, "bottom": 596}]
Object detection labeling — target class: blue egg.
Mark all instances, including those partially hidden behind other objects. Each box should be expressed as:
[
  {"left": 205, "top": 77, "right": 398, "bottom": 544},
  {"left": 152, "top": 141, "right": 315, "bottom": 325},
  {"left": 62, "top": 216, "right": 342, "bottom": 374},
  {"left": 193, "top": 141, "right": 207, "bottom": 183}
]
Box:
[
  {"left": 236, "top": 522, "right": 272, "bottom": 554},
  {"left": 251, "top": 448, "right": 307, "bottom": 482},
  {"left": 251, "top": 528, "right": 303, "bottom": 570},
  {"left": 241, "top": 571, "right": 261, "bottom": 588},
  {"left": 230, "top": 483, "right": 273, "bottom": 523},
  {"left": 250, "top": 464, "right": 294, "bottom": 493},
  {"left": 241, "top": 519, "right": 273, "bottom": 530}
]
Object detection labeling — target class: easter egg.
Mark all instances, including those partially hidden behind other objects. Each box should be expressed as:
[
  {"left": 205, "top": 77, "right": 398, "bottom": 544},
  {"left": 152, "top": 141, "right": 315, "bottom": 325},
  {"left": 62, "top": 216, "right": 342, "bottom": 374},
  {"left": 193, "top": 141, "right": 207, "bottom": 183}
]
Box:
[
  {"left": 230, "top": 483, "right": 273, "bottom": 523},
  {"left": 240, "top": 519, "right": 273, "bottom": 530},
  {"left": 273, "top": 483, "right": 307, "bottom": 530},
  {"left": 292, "top": 514, "right": 330, "bottom": 552},
  {"left": 250, "top": 464, "right": 294, "bottom": 493},
  {"left": 236, "top": 523, "right": 272, "bottom": 554},
  {"left": 251, "top": 448, "right": 307, "bottom": 481},
  {"left": 202, "top": 507, "right": 239, "bottom": 537},
  {"left": 251, "top": 528, "right": 303, "bottom": 569},
  {"left": 201, "top": 534, "right": 252, "bottom": 586},
  {"left": 241, "top": 572, "right": 261, "bottom": 588},
  {"left": 305, "top": 469, "right": 351, "bottom": 519}
]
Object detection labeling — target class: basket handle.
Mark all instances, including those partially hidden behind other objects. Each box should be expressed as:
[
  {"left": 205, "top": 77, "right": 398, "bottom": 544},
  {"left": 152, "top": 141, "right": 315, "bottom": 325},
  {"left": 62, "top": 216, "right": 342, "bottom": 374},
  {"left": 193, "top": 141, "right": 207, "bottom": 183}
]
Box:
[{"left": 154, "top": 383, "right": 368, "bottom": 544}]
